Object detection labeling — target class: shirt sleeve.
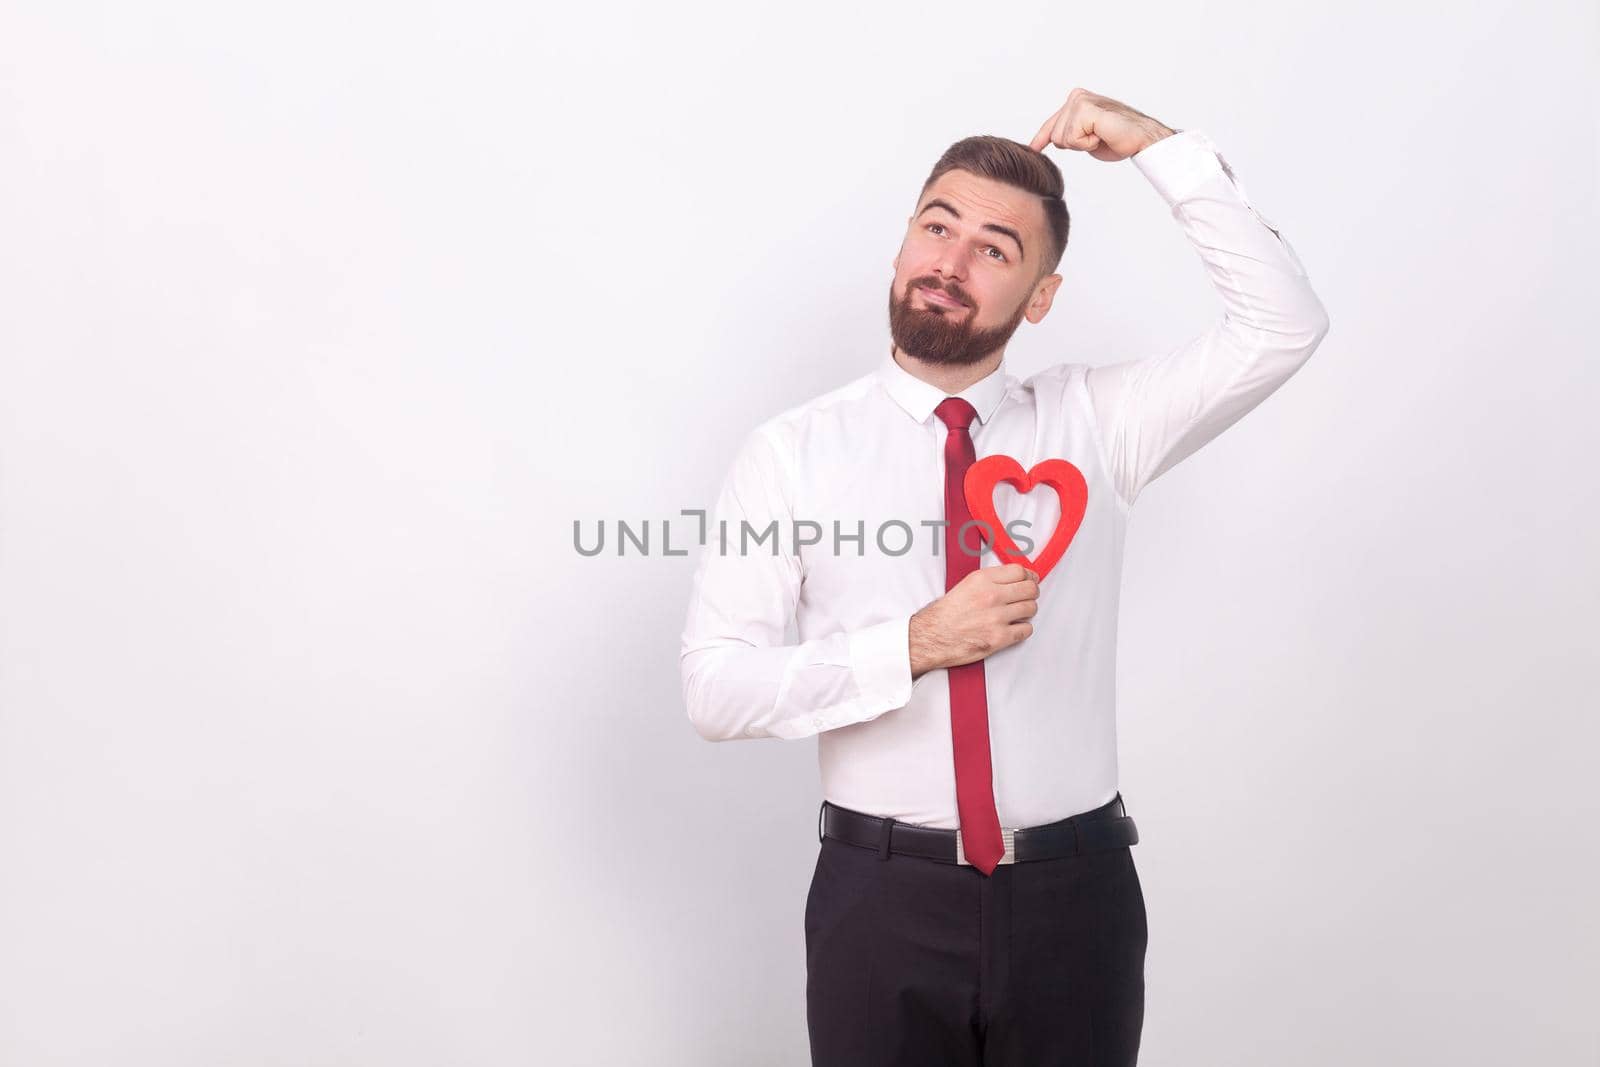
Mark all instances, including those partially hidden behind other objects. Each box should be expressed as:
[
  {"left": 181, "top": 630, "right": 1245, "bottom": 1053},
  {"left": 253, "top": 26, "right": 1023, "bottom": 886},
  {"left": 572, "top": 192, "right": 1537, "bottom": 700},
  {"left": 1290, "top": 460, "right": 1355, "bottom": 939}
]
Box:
[
  {"left": 679, "top": 425, "right": 917, "bottom": 741},
  {"left": 1084, "top": 128, "right": 1332, "bottom": 509}
]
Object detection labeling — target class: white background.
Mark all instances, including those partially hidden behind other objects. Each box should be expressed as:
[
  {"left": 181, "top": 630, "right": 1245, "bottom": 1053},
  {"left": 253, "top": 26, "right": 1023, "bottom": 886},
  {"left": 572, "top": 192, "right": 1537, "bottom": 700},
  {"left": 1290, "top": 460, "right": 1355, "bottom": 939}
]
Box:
[{"left": 2, "top": 1, "right": 1596, "bottom": 1063}]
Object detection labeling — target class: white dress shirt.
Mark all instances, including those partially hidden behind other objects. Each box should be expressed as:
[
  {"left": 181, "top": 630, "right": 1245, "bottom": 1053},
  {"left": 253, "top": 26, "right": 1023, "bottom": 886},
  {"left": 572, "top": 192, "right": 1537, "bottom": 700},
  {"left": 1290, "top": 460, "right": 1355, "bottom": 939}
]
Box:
[{"left": 679, "top": 129, "right": 1330, "bottom": 829}]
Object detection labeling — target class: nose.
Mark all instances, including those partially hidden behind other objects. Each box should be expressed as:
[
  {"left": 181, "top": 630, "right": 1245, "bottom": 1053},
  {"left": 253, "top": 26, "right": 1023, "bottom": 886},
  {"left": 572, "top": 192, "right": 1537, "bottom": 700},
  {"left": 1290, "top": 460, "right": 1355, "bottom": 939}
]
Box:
[
  {"left": 929, "top": 244, "right": 966, "bottom": 284},
  {"left": 931, "top": 262, "right": 965, "bottom": 287}
]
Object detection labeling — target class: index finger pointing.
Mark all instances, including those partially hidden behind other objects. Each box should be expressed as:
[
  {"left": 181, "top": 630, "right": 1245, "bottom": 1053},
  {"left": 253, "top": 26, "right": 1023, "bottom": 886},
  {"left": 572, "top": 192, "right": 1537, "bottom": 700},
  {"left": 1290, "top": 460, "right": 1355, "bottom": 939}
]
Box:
[{"left": 1027, "top": 107, "right": 1061, "bottom": 152}]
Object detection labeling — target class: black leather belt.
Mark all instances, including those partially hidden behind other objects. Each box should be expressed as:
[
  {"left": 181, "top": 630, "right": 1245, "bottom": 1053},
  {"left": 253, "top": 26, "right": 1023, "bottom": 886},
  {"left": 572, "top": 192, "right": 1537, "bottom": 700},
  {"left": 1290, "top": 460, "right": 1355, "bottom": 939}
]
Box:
[{"left": 819, "top": 793, "right": 1139, "bottom": 865}]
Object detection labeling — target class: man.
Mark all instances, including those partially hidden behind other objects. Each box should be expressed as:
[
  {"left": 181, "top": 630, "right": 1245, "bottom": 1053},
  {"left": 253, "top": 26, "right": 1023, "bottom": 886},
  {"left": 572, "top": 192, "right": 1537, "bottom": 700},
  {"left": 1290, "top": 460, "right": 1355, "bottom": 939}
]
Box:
[{"left": 679, "top": 87, "right": 1329, "bottom": 1066}]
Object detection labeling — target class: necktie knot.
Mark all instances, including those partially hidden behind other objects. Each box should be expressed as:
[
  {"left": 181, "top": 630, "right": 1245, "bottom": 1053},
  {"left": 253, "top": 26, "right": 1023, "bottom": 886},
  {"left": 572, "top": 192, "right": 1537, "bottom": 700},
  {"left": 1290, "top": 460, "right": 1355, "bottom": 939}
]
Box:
[{"left": 934, "top": 396, "right": 978, "bottom": 433}]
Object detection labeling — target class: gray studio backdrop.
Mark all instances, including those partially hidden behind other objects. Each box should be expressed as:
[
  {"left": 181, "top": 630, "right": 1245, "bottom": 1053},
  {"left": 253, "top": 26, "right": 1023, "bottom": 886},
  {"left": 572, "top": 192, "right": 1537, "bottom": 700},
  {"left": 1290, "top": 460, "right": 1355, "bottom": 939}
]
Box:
[{"left": 1, "top": 1, "right": 1595, "bottom": 1064}]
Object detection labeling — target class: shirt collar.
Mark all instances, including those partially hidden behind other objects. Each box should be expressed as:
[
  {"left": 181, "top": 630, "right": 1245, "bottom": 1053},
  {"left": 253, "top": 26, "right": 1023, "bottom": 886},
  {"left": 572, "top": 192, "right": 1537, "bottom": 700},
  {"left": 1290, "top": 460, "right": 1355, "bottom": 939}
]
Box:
[{"left": 876, "top": 345, "right": 1010, "bottom": 427}]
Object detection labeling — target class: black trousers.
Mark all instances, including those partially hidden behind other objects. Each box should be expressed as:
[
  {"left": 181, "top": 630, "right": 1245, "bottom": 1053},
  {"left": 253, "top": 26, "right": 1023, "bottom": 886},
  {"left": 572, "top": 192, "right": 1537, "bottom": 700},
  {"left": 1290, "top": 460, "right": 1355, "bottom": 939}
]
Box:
[{"left": 804, "top": 799, "right": 1147, "bottom": 1066}]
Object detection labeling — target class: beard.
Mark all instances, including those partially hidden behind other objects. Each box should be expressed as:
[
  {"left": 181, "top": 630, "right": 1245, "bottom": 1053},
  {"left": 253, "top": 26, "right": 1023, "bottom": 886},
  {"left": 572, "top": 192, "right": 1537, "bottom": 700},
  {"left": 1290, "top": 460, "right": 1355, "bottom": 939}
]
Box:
[{"left": 888, "top": 276, "right": 1030, "bottom": 367}]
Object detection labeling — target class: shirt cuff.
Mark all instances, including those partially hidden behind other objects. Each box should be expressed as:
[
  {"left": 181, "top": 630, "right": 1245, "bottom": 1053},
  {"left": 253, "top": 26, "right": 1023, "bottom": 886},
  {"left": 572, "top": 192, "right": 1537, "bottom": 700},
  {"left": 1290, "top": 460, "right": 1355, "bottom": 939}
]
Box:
[
  {"left": 1130, "top": 128, "right": 1226, "bottom": 209},
  {"left": 846, "top": 613, "right": 914, "bottom": 716}
]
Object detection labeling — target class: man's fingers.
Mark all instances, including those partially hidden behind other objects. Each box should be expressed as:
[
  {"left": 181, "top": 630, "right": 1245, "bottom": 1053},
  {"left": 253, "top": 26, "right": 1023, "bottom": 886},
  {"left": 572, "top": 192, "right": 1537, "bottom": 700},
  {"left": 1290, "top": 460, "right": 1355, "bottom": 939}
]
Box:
[
  {"left": 1067, "top": 105, "right": 1104, "bottom": 151},
  {"left": 1005, "top": 597, "right": 1040, "bottom": 622},
  {"left": 1001, "top": 578, "right": 1041, "bottom": 603},
  {"left": 989, "top": 562, "right": 1036, "bottom": 582},
  {"left": 1037, "top": 95, "right": 1103, "bottom": 153},
  {"left": 1028, "top": 106, "right": 1063, "bottom": 152}
]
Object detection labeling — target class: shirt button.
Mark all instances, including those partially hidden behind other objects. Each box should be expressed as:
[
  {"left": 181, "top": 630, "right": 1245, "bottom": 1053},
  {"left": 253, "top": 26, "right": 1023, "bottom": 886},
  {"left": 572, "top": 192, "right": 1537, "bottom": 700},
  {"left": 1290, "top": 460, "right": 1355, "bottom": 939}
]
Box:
[{"left": 813, "top": 715, "right": 825, "bottom": 728}]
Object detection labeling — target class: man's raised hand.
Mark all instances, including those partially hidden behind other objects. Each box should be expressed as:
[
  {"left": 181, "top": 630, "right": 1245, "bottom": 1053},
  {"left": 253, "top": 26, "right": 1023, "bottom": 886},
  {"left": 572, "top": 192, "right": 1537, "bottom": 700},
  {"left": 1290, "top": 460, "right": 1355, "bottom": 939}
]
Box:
[{"left": 1027, "top": 87, "right": 1175, "bottom": 162}]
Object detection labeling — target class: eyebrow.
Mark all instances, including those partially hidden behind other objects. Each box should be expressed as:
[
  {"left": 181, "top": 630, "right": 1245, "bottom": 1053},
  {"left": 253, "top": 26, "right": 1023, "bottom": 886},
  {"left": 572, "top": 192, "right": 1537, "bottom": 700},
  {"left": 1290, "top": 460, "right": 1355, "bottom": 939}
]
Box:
[{"left": 916, "top": 198, "right": 1026, "bottom": 261}]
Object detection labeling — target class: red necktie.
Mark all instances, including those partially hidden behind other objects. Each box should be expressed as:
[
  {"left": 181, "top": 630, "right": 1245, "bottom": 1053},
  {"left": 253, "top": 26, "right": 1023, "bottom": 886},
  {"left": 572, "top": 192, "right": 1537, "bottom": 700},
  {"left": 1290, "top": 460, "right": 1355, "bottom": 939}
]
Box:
[{"left": 933, "top": 397, "right": 1005, "bottom": 875}]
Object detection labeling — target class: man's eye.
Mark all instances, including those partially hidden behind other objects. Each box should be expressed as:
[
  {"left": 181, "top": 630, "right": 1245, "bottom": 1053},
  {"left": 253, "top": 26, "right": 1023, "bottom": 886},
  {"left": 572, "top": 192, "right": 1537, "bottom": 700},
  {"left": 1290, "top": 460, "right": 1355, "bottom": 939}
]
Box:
[{"left": 925, "top": 223, "right": 1005, "bottom": 262}]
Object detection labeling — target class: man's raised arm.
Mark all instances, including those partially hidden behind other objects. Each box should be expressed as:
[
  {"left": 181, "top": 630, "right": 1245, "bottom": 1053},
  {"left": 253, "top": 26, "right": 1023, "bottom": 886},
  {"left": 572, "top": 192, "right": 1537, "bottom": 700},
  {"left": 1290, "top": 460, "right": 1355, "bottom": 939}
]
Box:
[{"left": 1086, "top": 127, "right": 1332, "bottom": 507}]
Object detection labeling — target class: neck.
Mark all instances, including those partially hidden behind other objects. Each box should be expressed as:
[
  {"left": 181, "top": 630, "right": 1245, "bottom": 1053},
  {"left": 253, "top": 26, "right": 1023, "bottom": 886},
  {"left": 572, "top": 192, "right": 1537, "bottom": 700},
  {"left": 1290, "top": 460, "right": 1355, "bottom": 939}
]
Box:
[{"left": 890, "top": 344, "right": 1003, "bottom": 395}]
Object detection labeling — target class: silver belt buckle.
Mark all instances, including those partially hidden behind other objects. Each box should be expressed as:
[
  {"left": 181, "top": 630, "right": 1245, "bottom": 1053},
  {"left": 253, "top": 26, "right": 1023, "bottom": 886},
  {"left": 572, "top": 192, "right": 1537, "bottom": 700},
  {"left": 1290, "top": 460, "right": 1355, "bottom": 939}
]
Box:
[{"left": 956, "top": 826, "right": 1017, "bottom": 865}]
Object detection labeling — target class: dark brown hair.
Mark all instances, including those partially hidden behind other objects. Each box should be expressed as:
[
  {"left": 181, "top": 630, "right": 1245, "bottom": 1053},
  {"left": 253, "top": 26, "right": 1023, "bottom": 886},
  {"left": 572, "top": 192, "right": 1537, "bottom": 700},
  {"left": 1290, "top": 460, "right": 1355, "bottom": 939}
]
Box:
[{"left": 918, "top": 136, "right": 1070, "bottom": 280}]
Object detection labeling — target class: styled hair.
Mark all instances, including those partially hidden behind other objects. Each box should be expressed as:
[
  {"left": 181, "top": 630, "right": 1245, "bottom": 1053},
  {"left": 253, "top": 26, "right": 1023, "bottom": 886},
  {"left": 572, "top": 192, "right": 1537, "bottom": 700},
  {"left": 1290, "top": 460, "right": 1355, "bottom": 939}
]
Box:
[{"left": 918, "top": 135, "right": 1070, "bottom": 279}]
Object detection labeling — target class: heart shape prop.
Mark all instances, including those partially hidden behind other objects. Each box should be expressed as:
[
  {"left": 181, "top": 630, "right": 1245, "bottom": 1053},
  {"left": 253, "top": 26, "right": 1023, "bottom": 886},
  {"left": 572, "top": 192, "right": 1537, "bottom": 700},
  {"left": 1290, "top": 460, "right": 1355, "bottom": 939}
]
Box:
[{"left": 962, "top": 455, "right": 1088, "bottom": 581}]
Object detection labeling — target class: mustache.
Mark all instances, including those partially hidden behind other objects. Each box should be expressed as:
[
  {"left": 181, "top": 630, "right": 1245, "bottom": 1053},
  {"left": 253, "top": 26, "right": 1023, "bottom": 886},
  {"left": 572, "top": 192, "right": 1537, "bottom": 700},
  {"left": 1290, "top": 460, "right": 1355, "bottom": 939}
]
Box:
[{"left": 908, "top": 279, "right": 973, "bottom": 307}]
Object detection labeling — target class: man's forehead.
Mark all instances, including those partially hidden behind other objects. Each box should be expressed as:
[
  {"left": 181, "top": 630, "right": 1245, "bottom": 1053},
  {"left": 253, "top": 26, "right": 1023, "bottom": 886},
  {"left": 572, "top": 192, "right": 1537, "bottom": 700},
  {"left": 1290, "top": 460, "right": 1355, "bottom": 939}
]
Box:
[{"left": 917, "top": 170, "right": 1034, "bottom": 227}]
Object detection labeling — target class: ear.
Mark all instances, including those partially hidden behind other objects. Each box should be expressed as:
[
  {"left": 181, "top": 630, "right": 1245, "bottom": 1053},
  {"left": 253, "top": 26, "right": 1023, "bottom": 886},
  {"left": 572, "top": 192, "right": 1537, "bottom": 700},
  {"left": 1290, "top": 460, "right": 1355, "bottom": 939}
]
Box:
[{"left": 1024, "top": 273, "right": 1064, "bottom": 324}]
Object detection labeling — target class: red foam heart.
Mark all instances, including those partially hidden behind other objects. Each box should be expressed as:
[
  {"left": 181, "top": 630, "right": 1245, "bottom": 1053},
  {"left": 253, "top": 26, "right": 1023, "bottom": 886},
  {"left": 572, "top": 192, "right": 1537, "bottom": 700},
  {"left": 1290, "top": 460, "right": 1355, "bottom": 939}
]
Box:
[{"left": 962, "top": 455, "right": 1087, "bottom": 581}]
